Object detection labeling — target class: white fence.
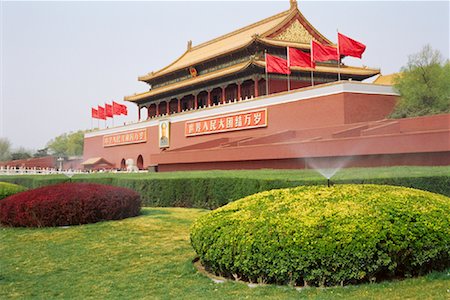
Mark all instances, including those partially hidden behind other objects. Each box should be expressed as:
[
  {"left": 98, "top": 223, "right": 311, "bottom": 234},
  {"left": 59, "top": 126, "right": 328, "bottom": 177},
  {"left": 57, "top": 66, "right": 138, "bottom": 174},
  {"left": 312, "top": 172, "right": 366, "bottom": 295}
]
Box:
[
  {"left": 0, "top": 166, "right": 88, "bottom": 176},
  {"left": 0, "top": 166, "right": 149, "bottom": 176}
]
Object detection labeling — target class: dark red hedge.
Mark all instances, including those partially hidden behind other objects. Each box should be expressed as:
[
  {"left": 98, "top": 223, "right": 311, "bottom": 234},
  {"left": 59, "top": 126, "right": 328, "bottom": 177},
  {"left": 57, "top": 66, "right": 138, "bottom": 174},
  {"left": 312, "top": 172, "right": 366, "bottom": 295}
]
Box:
[{"left": 0, "top": 183, "right": 141, "bottom": 227}]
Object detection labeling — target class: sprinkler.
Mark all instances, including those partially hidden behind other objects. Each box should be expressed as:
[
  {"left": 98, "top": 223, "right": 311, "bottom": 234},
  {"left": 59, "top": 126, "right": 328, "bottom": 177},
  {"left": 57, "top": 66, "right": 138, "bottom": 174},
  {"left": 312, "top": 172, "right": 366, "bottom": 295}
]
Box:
[{"left": 327, "top": 178, "right": 332, "bottom": 187}]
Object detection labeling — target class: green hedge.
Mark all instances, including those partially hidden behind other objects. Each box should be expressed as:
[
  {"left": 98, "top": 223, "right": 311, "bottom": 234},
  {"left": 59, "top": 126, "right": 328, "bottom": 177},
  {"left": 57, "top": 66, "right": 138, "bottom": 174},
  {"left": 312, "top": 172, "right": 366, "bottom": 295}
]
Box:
[
  {"left": 190, "top": 185, "right": 450, "bottom": 286},
  {"left": 0, "top": 168, "right": 449, "bottom": 209},
  {"left": 0, "top": 182, "right": 27, "bottom": 200}
]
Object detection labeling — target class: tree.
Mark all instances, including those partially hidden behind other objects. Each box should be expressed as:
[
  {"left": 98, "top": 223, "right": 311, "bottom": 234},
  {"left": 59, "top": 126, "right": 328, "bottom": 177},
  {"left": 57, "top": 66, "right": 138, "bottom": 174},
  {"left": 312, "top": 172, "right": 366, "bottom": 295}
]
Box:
[
  {"left": 10, "top": 147, "right": 32, "bottom": 160},
  {"left": 390, "top": 45, "right": 450, "bottom": 118},
  {"left": 33, "top": 148, "right": 49, "bottom": 158},
  {"left": 47, "top": 131, "right": 85, "bottom": 157},
  {"left": 0, "top": 138, "right": 12, "bottom": 161},
  {"left": 66, "top": 131, "right": 85, "bottom": 156}
]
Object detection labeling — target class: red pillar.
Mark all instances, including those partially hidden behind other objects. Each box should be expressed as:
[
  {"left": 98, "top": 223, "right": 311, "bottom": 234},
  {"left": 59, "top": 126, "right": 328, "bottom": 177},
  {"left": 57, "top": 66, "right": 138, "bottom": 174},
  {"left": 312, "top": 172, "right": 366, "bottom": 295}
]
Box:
[
  {"left": 254, "top": 78, "right": 259, "bottom": 97},
  {"left": 177, "top": 98, "right": 181, "bottom": 112},
  {"left": 221, "top": 86, "right": 226, "bottom": 104},
  {"left": 166, "top": 101, "right": 170, "bottom": 115},
  {"left": 237, "top": 82, "right": 241, "bottom": 101},
  {"left": 156, "top": 102, "right": 160, "bottom": 116},
  {"left": 194, "top": 94, "right": 198, "bottom": 109},
  {"left": 207, "top": 90, "right": 211, "bottom": 106}
]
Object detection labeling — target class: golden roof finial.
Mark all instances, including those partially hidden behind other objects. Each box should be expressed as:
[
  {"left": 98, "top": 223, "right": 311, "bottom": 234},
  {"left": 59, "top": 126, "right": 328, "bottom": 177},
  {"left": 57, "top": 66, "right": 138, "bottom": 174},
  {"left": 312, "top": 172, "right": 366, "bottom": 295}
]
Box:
[
  {"left": 290, "top": 0, "right": 297, "bottom": 10},
  {"left": 187, "top": 40, "right": 193, "bottom": 51}
]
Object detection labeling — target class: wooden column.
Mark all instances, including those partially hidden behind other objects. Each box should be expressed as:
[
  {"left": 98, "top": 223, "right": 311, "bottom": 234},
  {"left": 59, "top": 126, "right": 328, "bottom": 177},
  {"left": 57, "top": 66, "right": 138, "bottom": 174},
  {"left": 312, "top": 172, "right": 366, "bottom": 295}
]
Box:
[
  {"left": 194, "top": 94, "right": 198, "bottom": 109},
  {"left": 177, "top": 98, "right": 181, "bottom": 112},
  {"left": 237, "top": 82, "right": 242, "bottom": 101},
  {"left": 221, "top": 86, "right": 226, "bottom": 104},
  {"left": 207, "top": 90, "right": 211, "bottom": 106},
  {"left": 156, "top": 102, "right": 160, "bottom": 116},
  {"left": 254, "top": 78, "right": 259, "bottom": 97},
  {"left": 166, "top": 101, "right": 170, "bottom": 115},
  {"left": 138, "top": 106, "right": 141, "bottom": 121}
]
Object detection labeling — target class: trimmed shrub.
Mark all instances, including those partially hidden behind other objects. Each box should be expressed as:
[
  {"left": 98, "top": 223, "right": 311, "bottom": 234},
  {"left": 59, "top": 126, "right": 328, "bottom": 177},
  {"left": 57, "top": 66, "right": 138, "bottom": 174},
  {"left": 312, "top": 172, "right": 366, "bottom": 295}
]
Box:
[
  {"left": 190, "top": 184, "right": 450, "bottom": 286},
  {"left": 1, "top": 167, "right": 449, "bottom": 208},
  {"left": 0, "top": 183, "right": 141, "bottom": 227},
  {"left": 0, "top": 182, "right": 27, "bottom": 200}
]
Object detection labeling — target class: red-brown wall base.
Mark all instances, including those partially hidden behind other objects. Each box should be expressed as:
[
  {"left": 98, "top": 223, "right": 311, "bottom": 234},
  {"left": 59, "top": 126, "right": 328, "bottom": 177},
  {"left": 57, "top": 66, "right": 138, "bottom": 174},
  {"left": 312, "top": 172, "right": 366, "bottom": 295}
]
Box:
[{"left": 157, "top": 151, "right": 450, "bottom": 172}]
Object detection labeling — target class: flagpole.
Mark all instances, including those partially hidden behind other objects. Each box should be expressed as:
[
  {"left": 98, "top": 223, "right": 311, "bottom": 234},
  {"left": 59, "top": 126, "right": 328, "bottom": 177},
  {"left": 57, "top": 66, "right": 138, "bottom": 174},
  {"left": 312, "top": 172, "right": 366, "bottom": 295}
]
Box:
[
  {"left": 265, "top": 50, "right": 269, "bottom": 96},
  {"left": 287, "top": 47, "right": 291, "bottom": 91},
  {"left": 310, "top": 40, "right": 315, "bottom": 86},
  {"left": 337, "top": 29, "right": 341, "bottom": 82}
]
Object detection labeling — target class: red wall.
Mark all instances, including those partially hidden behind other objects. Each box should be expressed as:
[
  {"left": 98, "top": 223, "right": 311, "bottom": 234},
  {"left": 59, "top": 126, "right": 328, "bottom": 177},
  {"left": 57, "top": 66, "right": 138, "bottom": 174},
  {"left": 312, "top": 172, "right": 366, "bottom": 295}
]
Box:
[
  {"left": 83, "top": 89, "right": 406, "bottom": 170},
  {"left": 344, "top": 93, "right": 396, "bottom": 123},
  {"left": 158, "top": 151, "right": 450, "bottom": 172}
]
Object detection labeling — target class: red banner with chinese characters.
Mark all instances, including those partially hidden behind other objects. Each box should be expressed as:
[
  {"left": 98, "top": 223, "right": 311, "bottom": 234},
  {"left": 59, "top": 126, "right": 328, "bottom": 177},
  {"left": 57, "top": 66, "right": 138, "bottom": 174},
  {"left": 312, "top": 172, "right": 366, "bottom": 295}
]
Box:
[
  {"left": 185, "top": 108, "right": 267, "bottom": 137},
  {"left": 103, "top": 129, "right": 147, "bottom": 147}
]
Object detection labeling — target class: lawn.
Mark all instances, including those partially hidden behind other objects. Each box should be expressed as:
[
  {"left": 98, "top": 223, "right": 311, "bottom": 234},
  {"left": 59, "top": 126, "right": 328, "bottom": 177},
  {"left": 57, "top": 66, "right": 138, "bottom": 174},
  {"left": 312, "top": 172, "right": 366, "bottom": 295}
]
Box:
[
  {"left": 1, "top": 207, "right": 448, "bottom": 299},
  {"left": 2, "top": 166, "right": 450, "bottom": 182}
]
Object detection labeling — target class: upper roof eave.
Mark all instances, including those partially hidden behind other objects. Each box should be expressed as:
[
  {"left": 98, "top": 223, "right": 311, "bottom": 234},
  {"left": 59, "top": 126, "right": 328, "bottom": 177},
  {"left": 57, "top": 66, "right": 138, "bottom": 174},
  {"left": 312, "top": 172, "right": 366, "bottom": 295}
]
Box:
[
  {"left": 137, "top": 37, "right": 260, "bottom": 83},
  {"left": 137, "top": 48, "right": 190, "bottom": 82},
  {"left": 138, "top": 37, "right": 316, "bottom": 83}
]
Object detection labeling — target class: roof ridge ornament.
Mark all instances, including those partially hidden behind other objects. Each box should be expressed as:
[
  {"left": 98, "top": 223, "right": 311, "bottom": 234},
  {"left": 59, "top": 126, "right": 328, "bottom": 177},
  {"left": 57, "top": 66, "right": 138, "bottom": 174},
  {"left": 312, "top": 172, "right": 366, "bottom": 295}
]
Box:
[
  {"left": 290, "top": 0, "right": 297, "bottom": 10},
  {"left": 187, "top": 40, "right": 193, "bottom": 51}
]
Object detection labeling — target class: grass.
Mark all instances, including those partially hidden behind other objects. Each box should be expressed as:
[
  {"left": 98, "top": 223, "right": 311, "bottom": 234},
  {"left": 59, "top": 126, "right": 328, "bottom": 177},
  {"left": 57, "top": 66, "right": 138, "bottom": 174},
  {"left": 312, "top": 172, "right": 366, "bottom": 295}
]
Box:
[
  {"left": 1, "top": 166, "right": 450, "bottom": 182},
  {"left": 1, "top": 207, "right": 448, "bottom": 299}
]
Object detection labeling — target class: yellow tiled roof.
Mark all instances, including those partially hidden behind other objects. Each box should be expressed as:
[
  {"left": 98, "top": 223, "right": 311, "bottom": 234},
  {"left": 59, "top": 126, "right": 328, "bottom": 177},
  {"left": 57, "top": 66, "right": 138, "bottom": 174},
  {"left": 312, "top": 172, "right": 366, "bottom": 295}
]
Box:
[
  {"left": 373, "top": 73, "right": 401, "bottom": 85},
  {"left": 138, "top": 4, "right": 332, "bottom": 82},
  {"left": 126, "top": 61, "right": 253, "bottom": 102}
]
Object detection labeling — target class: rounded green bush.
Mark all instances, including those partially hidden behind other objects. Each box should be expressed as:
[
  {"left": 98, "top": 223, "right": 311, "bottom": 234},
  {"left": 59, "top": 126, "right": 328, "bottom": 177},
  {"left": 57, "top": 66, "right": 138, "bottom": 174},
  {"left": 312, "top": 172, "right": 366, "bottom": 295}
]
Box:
[
  {"left": 0, "top": 182, "right": 27, "bottom": 200},
  {"left": 190, "top": 184, "right": 450, "bottom": 286}
]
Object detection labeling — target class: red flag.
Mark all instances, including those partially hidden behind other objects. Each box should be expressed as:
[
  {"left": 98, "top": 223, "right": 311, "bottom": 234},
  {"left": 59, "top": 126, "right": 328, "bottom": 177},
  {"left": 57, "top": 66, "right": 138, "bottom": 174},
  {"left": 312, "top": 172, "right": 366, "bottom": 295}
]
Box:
[
  {"left": 105, "top": 103, "right": 113, "bottom": 118},
  {"left": 312, "top": 40, "right": 338, "bottom": 62},
  {"left": 121, "top": 104, "right": 128, "bottom": 116},
  {"left": 289, "top": 47, "right": 315, "bottom": 68},
  {"left": 97, "top": 105, "right": 106, "bottom": 120},
  {"left": 266, "top": 54, "right": 291, "bottom": 75},
  {"left": 338, "top": 33, "right": 366, "bottom": 58},
  {"left": 91, "top": 108, "right": 99, "bottom": 119},
  {"left": 112, "top": 101, "right": 122, "bottom": 116}
]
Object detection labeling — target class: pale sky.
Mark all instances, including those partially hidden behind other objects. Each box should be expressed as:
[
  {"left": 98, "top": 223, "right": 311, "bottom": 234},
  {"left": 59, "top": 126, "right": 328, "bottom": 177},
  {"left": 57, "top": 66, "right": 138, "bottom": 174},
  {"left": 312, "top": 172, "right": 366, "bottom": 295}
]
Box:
[{"left": 1, "top": 1, "right": 449, "bottom": 151}]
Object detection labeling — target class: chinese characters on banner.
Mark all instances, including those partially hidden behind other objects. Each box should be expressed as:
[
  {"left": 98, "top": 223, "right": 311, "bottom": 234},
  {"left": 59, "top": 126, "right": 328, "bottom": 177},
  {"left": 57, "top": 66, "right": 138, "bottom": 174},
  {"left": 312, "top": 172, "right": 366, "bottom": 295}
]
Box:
[
  {"left": 103, "top": 129, "right": 147, "bottom": 147},
  {"left": 185, "top": 108, "right": 267, "bottom": 137}
]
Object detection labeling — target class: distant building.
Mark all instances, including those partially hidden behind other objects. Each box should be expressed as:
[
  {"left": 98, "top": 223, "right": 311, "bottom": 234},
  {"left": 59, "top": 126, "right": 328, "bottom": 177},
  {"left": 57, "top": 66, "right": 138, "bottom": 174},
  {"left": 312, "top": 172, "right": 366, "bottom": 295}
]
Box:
[
  {"left": 0, "top": 156, "right": 83, "bottom": 170},
  {"left": 83, "top": 1, "right": 450, "bottom": 171}
]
